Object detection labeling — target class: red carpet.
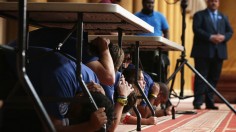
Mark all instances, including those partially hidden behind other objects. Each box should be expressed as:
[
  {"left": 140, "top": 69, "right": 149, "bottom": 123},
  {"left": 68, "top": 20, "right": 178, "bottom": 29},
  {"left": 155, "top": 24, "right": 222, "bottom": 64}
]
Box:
[{"left": 116, "top": 98, "right": 236, "bottom": 132}]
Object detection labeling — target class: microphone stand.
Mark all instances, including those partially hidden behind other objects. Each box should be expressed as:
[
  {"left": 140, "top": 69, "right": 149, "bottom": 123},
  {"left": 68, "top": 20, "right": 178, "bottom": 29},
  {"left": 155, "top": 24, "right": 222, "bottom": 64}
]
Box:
[
  {"left": 166, "top": 0, "right": 196, "bottom": 115},
  {"left": 178, "top": 0, "right": 188, "bottom": 99}
]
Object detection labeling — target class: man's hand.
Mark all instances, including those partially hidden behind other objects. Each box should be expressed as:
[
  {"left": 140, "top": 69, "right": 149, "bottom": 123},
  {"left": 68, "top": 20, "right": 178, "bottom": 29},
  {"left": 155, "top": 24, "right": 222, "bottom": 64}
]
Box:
[
  {"left": 165, "top": 105, "right": 172, "bottom": 115},
  {"left": 210, "top": 34, "right": 219, "bottom": 44},
  {"left": 210, "top": 34, "right": 225, "bottom": 44},
  {"left": 217, "top": 34, "right": 225, "bottom": 43},
  {"left": 87, "top": 81, "right": 105, "bottom": 95},
  {"left": 91, "top": 37, "right": 110, "bottom": 52},
  {"left": 145, "top": 116, "right": 158, "bottom": 125},
  {"left": 89, "top": 107, "right": 107, "bottom": 131}
]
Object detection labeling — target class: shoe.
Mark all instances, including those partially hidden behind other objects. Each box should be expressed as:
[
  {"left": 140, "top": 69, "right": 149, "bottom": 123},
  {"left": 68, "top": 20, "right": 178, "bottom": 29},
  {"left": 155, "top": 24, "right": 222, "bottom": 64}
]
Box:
[
  {"left": 194, "top": 106, "right": 201, "bottom": 109},
  {"left": 206, "top": 106, "right": 219, "bottom": 110}
]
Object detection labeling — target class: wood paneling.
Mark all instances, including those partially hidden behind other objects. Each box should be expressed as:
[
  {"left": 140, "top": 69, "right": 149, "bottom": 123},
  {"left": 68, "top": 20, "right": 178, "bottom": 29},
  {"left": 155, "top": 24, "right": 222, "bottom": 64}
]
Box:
[{"left": 216, "top": 0, "right": 236, "bottom": 103}]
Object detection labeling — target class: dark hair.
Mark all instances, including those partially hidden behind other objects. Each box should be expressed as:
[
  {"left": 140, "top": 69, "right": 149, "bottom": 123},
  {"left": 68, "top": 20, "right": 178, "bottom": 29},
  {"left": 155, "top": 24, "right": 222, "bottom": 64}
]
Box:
[
  {"left": 88, "top": 40, "right": 124, "bottom": 72},
  {"left": 158, "top": 82, "right": 169, "bottom": 103},
  {"left": 122, "top": 91, "right": 137, "bottom": 113},
  {"left": 109, "top": 43, "right": 124, "bottom": 72},
  {"left": 122, "top": 68, "right": 142, "bottom": 85},
  {"left": 142, "top": 0, "right": 149, "bottom": 4},
  {"left": 122, "top": 68, "right": 143, "bottom": 105},
  {"left": 67, "top": 92, "right": 114, "bottom": 129}
]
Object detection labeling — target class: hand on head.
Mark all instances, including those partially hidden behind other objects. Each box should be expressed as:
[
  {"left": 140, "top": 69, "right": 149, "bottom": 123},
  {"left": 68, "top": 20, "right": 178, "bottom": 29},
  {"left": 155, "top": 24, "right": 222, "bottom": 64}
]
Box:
[
  {"left": 89, "top": 107, "right": 107, "bottom": 131},
  {"left": 87, "top": 81, "right": 105, "bottom": 95},
  {"left": 91, "top": 37, "right": 110, "bottom": 52}
]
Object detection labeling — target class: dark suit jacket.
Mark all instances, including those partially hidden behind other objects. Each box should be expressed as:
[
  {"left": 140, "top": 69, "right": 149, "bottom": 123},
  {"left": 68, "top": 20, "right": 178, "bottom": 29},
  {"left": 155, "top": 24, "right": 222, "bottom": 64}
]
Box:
[{"left": 191, "top": 9, "right": 233, "bottom": 59}]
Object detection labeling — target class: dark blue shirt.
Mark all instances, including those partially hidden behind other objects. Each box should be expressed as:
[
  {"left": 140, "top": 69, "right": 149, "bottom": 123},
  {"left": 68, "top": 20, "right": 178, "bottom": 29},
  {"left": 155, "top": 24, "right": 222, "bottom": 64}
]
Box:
[
  {"left": 6, "top": 47, "right": 99, "bottom": 119},
  {"left": 140, "top": 71, "right": 155, "bottom": 106},
  {"left": 102, "top": 71, "right": 122, "bottom": 103}
]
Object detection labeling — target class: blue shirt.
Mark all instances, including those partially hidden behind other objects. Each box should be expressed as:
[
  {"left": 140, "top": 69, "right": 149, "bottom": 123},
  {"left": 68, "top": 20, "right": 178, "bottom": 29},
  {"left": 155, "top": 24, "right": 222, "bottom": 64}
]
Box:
[
  {"left": 124, "top": 64, "right": 154, "bottom": 106},
  {"left": 143, "top": 72, "right": 154, "bottom": 96},
  {"left": 102, "top": 71, "right": 122, "bottom": 103},
  {"left": 135, "top": 11, "right": 169, "bottom": 36},
  {"left": 6, "top": 47, "right": 99, "bottom": 119},
  {"left": 141, "top": 71, "right": 155, "bottom": 106},
  {"left": 208, "top": 9, "right": 218, "bottom": 22},
  {"left": 208, "top": 9, "right": 218, "bottom": 31}
]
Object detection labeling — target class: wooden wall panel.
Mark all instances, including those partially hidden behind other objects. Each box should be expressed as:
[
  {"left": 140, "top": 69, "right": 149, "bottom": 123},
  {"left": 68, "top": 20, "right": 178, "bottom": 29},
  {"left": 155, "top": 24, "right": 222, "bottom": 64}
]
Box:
[
  {"left": 133, "top": 0, "right": 142, "bottom": 13},
  {"left": 0, "top": 18, "right": 6, "bottom": 44},
  {"left": 216, "top": 0, "right": 236, "bottom": 103},
  {"left": 119, "top": 0, "right": 133, "bottom": 12},
  {"left": 47, "top": 0, "right": 88, "bottom": 2},
  {"left": 89, "top": 0, "right": 100, "bottom": 3}
]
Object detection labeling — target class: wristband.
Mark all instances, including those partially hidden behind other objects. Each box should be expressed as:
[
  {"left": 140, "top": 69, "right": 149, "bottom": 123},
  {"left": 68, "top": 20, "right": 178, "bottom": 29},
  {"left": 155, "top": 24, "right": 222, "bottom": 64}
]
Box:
[
  {"left": 118, "top": 95, "right": 127, "bottom": 99},
  {"left": 122, "top": 114, "right": 130, "bottom": 124},
  {"left": 150, "top": 93, "right": 157, "bottom": 99},
  {"left": 117, "top": 98, "right": 128, "bottom": 106}
]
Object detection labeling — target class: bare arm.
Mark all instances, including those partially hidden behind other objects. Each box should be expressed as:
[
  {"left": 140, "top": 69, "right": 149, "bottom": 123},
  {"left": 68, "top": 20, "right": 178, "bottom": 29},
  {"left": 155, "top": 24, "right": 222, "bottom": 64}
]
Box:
[
  {"left": 126, "top": 115, "right": 158, "bottom": 125},
  {"left": 137, "top": 83, "right": 160, "bottom": 118},
  {"left": 109, "top": 103, "right": 124, "bottom": 132},
  {"left": 86, "top": 81, "right": 105, "bottom": 95},
  {"left": 162, "top": 29, "right": 169, "bottom": 39},
  {"left": 86, "top": 37, "right": 115, "bottom": 85},
  {"left": 155, "top": 106, "right": 172, "bottom": 117},
  {"left": 109, "top": 76, "right": 133, "bottom": 132},
  {"left": 137, "top": 105, "right": 148, "bottom": 118}
]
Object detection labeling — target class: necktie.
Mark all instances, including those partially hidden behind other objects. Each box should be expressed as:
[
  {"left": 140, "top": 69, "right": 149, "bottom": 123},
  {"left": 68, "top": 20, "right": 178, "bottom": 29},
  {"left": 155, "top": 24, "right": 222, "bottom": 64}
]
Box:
[{"left": 212, "top": 12, "right": 217, "bottom": 29}]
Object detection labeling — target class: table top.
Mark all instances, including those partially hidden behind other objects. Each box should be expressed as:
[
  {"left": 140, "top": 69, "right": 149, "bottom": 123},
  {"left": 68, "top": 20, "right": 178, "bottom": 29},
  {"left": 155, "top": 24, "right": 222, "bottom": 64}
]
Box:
[
  {"left": 0, "top": 2, "right": 154, "bottom": 34},
  {"left": 88, "top": 35, "right": 184, "bottom": 51}
]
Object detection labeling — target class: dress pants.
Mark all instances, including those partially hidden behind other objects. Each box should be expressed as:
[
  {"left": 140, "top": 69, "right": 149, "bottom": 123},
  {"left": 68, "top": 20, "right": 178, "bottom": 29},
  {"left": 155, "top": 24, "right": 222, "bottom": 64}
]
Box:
[{"left": 193, "top": 57, "right": 223, "bottom": 107}]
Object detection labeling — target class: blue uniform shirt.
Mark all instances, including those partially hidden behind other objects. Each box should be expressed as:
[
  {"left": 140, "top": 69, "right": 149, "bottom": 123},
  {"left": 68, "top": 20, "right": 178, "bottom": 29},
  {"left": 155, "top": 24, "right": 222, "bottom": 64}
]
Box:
[
  {"left": 102, "top": 71, "right": 122, "bottom": 103},
  {"left": 6, "top": 47, "right": 99, "bottom": 119},
  {"left": 140, "top": 72, "right": 155, "bottom": 106},
  {"left": 143, "top": 71, "right": 154, "bottom": 97},
  {"left": 135, "top": 11, "right": 169, "bottom": 36}
]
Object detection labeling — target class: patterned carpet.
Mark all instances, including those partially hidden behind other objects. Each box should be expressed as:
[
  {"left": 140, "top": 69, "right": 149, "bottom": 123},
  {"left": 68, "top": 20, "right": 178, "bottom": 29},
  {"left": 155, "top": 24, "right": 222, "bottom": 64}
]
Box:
[{"left": 116, "top": 98, "right": 236, "bottom": 132}]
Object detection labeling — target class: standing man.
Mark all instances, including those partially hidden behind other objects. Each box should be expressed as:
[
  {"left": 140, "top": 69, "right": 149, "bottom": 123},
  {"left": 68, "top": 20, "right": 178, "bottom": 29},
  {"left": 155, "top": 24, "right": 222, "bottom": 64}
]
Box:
[
  {"left": 191, "top": 0, "right": 233, "bottom": 110},
  {"left": 135, "top": 0, "right": 170, "bottom": 82}
]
